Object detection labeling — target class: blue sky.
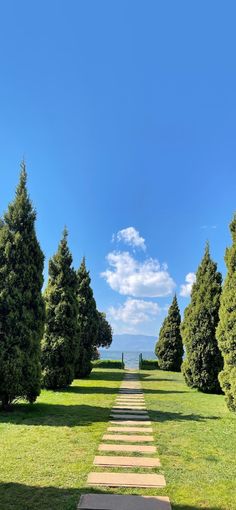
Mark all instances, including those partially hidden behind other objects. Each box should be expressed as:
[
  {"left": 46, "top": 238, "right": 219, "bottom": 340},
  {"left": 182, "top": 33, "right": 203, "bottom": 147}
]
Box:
[{"left": 1, "top": 1, "right": 236, "bottom": 337}]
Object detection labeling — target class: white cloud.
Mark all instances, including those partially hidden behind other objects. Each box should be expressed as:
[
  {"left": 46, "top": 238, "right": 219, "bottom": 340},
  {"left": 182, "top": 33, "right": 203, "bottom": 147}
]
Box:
[
  {"left": 101, "top": 251, "right": 175, "bottom": 297},
  {"left": 180, "top": 272, "right": 196, "bottom": 297},
  {"left": 108, "top": 298, "right": 161, "bottom": 326},
  {"left": 113, "top": 227, "right": 146, "bottom": 250}
]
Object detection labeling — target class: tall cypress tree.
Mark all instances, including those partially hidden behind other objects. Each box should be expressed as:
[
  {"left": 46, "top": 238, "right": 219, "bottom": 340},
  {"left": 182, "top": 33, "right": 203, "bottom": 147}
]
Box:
[
  {"left": 96, "top": 311, "right": 113, "bottom": 349},
  {"left": 41, "top": 229, "right": 78, "bottom": 389},
  {"left": 0, "top": 163, "right": 44, "bottom": 409},
  {"left": 216, "top": 215, "right": 236, "bottom": 411},
  {"left": 75, "top": 257, "right": 98, "bottom": 378},
  {"left": 181, "top": 243, "right": 223, "bottom": 393},
  {"left": 155, "top": 295, "right": 183, "bottom": 371}
]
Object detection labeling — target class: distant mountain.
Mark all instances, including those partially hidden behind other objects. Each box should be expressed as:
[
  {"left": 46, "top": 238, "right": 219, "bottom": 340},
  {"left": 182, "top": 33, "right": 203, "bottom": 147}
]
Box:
[{"left": 106, "top": 334, "right": 157, "bottom": 352}]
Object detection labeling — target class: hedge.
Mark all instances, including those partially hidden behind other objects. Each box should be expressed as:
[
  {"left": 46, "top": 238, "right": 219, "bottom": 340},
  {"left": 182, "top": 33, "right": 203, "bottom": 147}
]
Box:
[
  {"left": 93, "top": 359, "right": 125, "bottom": 369},
  {"left": 140, "top": 359, "right": 159, "bottom": 370}
]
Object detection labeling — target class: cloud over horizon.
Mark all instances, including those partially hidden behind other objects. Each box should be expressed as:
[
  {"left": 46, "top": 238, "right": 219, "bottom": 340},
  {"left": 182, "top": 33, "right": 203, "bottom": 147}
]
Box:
[
  {"left": 108, "top": 297, "right": 161, "bottom": 334},
  {"left": 108, "top": 297, "right": 160, "bottom": 325}
]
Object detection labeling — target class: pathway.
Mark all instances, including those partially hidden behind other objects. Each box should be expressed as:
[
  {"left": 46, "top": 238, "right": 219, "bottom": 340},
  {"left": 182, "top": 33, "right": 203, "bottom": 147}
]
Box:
[{"left": 78, "top": 371, "right": 171, "bottom": 509}]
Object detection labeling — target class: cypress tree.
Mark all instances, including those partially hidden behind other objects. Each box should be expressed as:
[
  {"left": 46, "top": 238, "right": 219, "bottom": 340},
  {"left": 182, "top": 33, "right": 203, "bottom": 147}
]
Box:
[
  {"left": 155, "top": 295, "right": 183, "bottom": 371},
  {"left": 216, "top": 214, "right": 236, "bottom": 411},
  {"left": 0, "top": 163, "right": 44, "bottom": 410},
  {"left": 181, "top": 243, "right": 223, "bottom": 393},
  {"left": 75, "top": 257, "right": 98, "bottom": 378},
  {"left": 41, "top": 229, "right": 78, "bottom": 389},
  {"left": 96, "top": 311, "right": 113, "bottom": 349}
]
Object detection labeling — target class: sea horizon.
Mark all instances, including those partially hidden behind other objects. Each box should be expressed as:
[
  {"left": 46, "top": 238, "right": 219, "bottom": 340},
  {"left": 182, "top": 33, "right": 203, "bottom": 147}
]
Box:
[{"left": 99, "top": 349, "right": 157, "bottom": 369}]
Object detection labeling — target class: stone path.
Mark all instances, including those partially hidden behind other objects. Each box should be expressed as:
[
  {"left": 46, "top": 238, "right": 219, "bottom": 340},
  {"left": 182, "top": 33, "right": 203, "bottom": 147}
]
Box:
[{"left": 78, "top": 372, "right": 171, "bottom": 509}]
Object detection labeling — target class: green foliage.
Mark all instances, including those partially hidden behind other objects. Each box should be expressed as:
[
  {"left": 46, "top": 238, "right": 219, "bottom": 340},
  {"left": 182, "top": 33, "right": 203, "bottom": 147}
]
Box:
[
  {"left": 0, "top": 164, "right": 45, "bottom": 409},
  {"left": 75, "top": 258, "right": 98, "bottom": 378},
  {"left": 155, "top": 295, "right": 183, "bottom": 371},
  {"left": 140, "top": 359, "right": 159, "bottom": 370},
  {"left": 93, "top": 359, "right": 124, "bottom": 369},
  {"left": 216, "top": 214, "right": 236, "bottom": 411},
  {"left": 41, "top": 230, "right": 78, "bottom": 389},
  {"left": 181, "top": 243, "right": 223, "bottom": 393},
  {"left": 96, "top": 311, "right": 113, "bottom": 348}
]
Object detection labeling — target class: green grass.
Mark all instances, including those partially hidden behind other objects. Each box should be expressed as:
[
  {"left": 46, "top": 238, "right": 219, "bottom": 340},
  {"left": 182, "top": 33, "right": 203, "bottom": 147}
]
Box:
[
  {"left": 141, "top": 370, "right": 236, "bottom": 510},
  {"left": 0, "top": 368, "right": 235, "bottom": 510},
  {"left": 0, "top": 369, "right": 123, "bottom": 510}
]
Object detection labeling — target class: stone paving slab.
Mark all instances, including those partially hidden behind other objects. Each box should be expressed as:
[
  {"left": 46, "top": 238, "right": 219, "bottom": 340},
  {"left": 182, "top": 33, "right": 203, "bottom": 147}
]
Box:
[
  {"left": 110, "top": 420, "right": 152, "bottom": 425},
  {"left": 112, "top": 406, "right": 146, "bottom": 410},
  {"left": 116, "top": 395, "right": 145, "bottom": 398},
  {"left": 99, "top": 443, "right": 156, "bottom": 453},
  {"left": 113, "top": 406, "right": 146, "bottom": 410},
  {"left": 116, "top": 396, "right": 145, "bottom": 400},
  {"left": 93, "top": 455, "right": 161, "bottom": 468},
  {"left": 116, "top": 398, "right": 145, "bottom": 402},
  {"left": 119, "top": 388, "right": 143, "bottom": 391},
  {"left": 107, "top": 426, "right": 153, "bottom": 432},
  {"left": 116, "top": 394, "right": 144, "bottom": 397},
  {"left": 112, "top": 409, "right": 148, "bottom": 414},
  {"left": 115, "top": 403, "right": 145, "bottom": 407},
  {"left": 115, "top": 401, "right": 145, "bottom": 405},
  {"left": 110, "top": 413, "right": 149, "bottom": 420},
  {"left": 87, "top": 472, "right": 166, "bottom": 488},
  {"left": 118, "top": 391, "right": 143, "bottom": 394},
  {"left": 78, "top": 494, "right": 171, "bottom": 510},
  {"left": 114, "top": 402, "right": 146, "bottom": 406},
  {"left": 103, "top": 433, "right": 154, "bottom": 442}
]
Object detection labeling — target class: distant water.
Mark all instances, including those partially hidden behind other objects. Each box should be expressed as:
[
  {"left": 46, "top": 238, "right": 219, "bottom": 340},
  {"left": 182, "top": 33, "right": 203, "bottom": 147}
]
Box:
[{"left": 99, "top": 350, "right": 157, "bottom": 369}]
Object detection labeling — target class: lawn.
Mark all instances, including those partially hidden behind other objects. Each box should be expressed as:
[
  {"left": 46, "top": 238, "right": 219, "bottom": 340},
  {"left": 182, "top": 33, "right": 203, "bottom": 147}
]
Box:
[
  {"left": 0, "top": 368, "right": 235, "bottom": 510},
  {"left": 141, "top": 370, "right": 236, "bottom": 510},
  {"left": 0, "top": 369, "right": 123, "bottom": 510}
]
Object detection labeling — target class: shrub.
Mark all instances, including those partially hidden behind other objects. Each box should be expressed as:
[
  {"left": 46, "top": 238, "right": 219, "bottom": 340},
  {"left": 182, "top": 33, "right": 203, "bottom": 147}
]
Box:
[
  {"left": 140, "top": 359, "right": 159, "bottom": 370},
  {"left": 93, "top": 359, "right": 124, "bottom": 369}
]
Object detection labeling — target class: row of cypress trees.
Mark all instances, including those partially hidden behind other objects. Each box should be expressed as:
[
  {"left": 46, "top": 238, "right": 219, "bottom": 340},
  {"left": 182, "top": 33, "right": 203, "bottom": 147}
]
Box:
[
  {"left": 0, "top": 164, "right": 112, "bottom": 410},
  {"left": 155, "top": 223, "right": 236, "bottom": 412}
]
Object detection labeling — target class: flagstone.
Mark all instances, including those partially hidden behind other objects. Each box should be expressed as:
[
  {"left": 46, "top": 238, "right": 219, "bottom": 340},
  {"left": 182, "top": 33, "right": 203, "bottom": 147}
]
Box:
[
  {"left": 116, "top": 396, "right": 145, "bottom": 399},
  {"left": 78, "top": 494, "right": 171, "bottom": 510},
  {"left": 110, "top": 420, "right": 152, "bottom": 425},
  {"left": 99, "top": 443, "right": 156, "bottom": 453},
  {"left": 110, "top": 413, "right": 149, "bottom": 420},
  {"left": 103, "top": 433, "right": 154, "bottom": 442},
  {"left": 87, "top": 472, "right": 166, "bottom": 488},
  {"left": 93, "top": 455, "right": 161, "bottom": 468},
  {"left": 112, "top": 407, "right": 147, "bottom": 415},
  {"left": 116, "top": 398, "right": 145, "bottom": 401},
  {"left": 112, "top": 406, "right": 146, "bottom": 410},
  {"left": 107, "top": 426, "right": 152, "bottom": 432}
]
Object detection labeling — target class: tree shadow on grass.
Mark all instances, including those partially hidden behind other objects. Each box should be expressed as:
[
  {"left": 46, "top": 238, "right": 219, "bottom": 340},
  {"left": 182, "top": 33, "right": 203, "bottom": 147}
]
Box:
[
  {"left": 0, "top": 403, "right": 112, "bottom": 427},
  {"left": 0, "top": 402, "right": 219, "bottom": 426},
  {"left": 65, "top": 387, "right": 188, "bottom": 395},
  {"left": 140, "top": 374, "right": 183, "bottom": 382},
  {"left": 63, "top": 385, "right": 119, "bottom": 395},
  {"left": 148, "top": 409, "right": 220, "bottom": 423},
  {"left": 0, "top": 482, "right": 227, "bottom": 510}
]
